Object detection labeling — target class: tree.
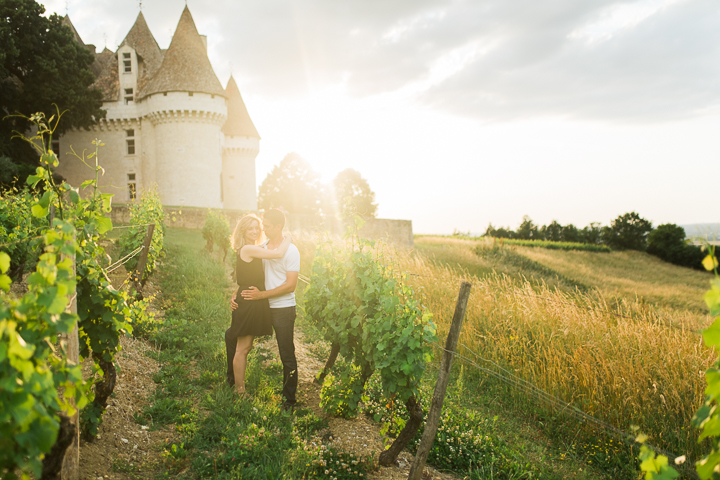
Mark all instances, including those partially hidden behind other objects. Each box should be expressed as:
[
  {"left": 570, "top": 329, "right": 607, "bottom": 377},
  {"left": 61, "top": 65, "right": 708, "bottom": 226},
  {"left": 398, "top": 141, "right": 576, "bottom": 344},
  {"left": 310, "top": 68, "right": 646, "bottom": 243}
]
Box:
[
  {"left": 258, "top": 153, "right": 324, "bottom": 214},
  {"left": 541, "top": 220, "right": 563, "bottom": 242},
  {"left": 515, "top": 215, "right": 539, "bottom": 240},
  {"left": 581, "top": 222, "right": 603, "bottom": 245},
  {"left": 332, "top": 168, "right": 377, "bottom": 219},
  {"left": 647, "top": 223, "right": 704, "bottom": 269},
  {"left": 601, "top": 212, "right": 653, "bottom": 251},
  {"left": 484, "top": 223, "right": 514, "bottom": 239},
  {"left": 561, "top": 223, "right": 582, "bottom": 243},
  {"left": 0, "top": 0, "right": 105, "bottom": 186}
]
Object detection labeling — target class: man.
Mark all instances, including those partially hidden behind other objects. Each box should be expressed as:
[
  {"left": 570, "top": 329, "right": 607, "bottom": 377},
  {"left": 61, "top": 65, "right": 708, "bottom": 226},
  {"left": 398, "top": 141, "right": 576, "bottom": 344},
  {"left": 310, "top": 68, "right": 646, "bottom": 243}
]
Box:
[{"left": 240, "top": 208, "right": 299, "bottom": 410}]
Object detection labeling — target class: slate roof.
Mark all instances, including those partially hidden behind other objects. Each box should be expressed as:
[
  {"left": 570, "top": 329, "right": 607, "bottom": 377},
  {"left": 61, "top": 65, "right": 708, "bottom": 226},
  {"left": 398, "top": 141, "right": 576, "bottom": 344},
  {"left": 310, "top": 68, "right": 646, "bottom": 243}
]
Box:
[
  {"left": 222, "top": 76, "right": 260, "bottom": 138},
  {"left": 140, "top": 6, "right": 225, "bottom": 99},
  {"left": 120, "top": 12, "right": 164, "bottom": 98},
  {"left": 92, "top": 47, "right": 119, "bottom": 102}
]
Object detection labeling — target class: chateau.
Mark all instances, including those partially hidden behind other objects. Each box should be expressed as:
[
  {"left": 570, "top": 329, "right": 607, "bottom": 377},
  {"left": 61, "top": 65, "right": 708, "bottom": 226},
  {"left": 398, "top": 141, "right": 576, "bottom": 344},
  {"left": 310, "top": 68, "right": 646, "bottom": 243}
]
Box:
[{"left": 55, "top": 7, "right": 260, "bottom": 210}]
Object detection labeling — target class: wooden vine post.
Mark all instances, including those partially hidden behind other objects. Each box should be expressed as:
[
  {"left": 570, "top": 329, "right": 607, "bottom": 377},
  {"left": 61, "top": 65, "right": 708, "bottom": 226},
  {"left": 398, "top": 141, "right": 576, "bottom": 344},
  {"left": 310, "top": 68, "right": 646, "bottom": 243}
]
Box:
[
  {"left": 408, "top": 281, "right": 472, "bottom": 480},
  {"left": 61, "top": 237, "right": 80, "bottom": 480},
  {"left": 132, "top": 223, "right": 155, "bottom": 294}
]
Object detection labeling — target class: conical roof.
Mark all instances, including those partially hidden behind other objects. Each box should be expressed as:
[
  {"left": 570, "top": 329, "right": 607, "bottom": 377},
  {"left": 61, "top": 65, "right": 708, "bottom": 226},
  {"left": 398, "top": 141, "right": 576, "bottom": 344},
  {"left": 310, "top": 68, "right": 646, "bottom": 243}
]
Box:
[
  {"left": 222, "top": 76, "right": 260, "bottom": 138},
  {"left": 140, "top": 6, "right": 225, "bottom": 99},
  {"left": 120, "top": 12, "right": 164, "bottom": 97},
  {"left": 92, "top": 47, "right": 119, "bottom": 101},
  {"left": 62, "top": 15, "right": 84, "bottom": 45}
]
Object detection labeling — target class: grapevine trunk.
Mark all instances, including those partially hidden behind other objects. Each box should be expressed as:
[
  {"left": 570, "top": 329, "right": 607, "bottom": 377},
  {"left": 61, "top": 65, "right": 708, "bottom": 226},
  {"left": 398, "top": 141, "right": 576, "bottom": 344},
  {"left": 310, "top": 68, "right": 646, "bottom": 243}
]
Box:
[{"left": 378, "top": 395, "right": 424, "bottom": 467}]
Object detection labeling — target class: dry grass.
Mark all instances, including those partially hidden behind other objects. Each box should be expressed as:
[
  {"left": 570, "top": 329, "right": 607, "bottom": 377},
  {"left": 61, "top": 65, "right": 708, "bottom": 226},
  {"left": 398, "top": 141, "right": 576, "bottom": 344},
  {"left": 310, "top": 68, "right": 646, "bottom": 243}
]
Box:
[{"left": 392, "top": 238, "right": 715, "bottom": 460}]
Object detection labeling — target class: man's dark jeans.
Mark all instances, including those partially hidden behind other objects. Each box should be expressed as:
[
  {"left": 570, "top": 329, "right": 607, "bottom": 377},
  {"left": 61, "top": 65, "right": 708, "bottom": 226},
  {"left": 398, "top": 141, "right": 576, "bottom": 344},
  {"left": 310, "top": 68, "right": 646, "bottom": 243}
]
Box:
[{"left": 271, "top": 306, "right": 298, "bottom": 406}]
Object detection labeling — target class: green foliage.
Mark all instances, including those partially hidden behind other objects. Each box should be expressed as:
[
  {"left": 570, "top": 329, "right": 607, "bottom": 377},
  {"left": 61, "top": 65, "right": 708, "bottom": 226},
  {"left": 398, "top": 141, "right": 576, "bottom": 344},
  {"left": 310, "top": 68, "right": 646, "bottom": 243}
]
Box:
[
  {"left": 0, "top": 222, "right": 90, "bottom": 479},
  {"left": 602, "top": 211, "right": 653, "bottom": 251},
  {"left": 305, "top": 233, "right": 437, "bottom": 418},
  {"left": 332, "top": 168, "right": 378, "bottom": 219},
  {"left": 0, "top": 187, "right": 48, "bottom": 280},
  {"left": 488, "top": 238, "right": 612, "bottom": 252},
  {"left": 647, "top": 223, "right": 704, "bottom": 269},
  {"left": 515, "top": 215, "right": 540, "bottom": 240},
  {"left": 0, "top": 0, "right": 105, "bottom": 187},
  {"left": 361, "top": 375, "right": 544, "bottom": 478},
  {"left": 692, "top": 247, "right": 720, "bottom": 478},
  {"left": 258, "top": 153, "right": 325, "bottom": 214},
  {"left": 201, "top": 209, "right": 231, "bottom": 259},
  {"left": 128, "top": 296, "right": 160, "bottom": 338},
  {"left": 117, "top": 187, "right": 165, "bottom": 284}
]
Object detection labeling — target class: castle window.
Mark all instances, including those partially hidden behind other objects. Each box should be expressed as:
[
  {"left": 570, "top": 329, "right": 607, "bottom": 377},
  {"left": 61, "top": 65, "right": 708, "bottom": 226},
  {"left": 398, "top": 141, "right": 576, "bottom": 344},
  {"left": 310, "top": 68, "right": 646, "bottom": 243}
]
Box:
[
  {"left": 188, "top": 92, "right": 194, "bottom": 97},
  {"left": 127, "top": 173, "right": 137, "bottom": 201},
  {"left": 126, "top": 129, "right": 135, "bottom": 155},
  {"left": 123, "top": 52, "right": 131, "bottom": 73},
  {"left": 124, "top": 88, "right": 134, "bottom": 105}
]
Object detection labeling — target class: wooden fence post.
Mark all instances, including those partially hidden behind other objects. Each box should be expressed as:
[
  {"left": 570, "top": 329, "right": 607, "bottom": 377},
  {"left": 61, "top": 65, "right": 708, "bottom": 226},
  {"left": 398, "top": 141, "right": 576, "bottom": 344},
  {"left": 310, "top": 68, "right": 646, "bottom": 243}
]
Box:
[
  {"left": 61, "top": 236, "right": 79, "bottom": 480},
  {"left": 132, "top": 223, "right": 155, "bottom": 294},
  {"left": 407, "top": 281, "right": 472, "bottom": 480}
]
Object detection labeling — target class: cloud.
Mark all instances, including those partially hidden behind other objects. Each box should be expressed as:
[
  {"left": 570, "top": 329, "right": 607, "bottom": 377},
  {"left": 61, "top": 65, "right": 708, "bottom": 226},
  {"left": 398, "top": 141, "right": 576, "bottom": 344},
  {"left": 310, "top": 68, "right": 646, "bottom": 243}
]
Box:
[{"left": 61, "top": 0, "right": 720, "bottom": 122}]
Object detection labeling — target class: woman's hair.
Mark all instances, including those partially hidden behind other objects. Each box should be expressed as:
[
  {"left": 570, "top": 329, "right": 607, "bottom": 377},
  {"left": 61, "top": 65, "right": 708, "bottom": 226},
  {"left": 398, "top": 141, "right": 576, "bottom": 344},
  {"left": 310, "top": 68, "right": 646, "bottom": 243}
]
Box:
[{"left": 230, "top": 214, "right": 263, "bottom": 252}]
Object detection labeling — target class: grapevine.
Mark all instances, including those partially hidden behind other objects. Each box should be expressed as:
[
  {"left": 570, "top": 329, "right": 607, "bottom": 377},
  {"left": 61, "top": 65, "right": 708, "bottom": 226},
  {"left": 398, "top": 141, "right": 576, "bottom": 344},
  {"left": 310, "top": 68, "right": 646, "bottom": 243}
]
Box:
[
  {"left": 0, "top": 222, "right": 90, "bottom": 479},
  {"left": 304, "top": 221, "right": 437, "bottom": 466}
]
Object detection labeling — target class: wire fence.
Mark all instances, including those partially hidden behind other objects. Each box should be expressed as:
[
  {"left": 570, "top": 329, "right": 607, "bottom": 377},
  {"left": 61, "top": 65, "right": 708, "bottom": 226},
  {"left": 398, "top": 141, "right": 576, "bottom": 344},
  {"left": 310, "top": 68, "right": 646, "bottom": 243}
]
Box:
[
  {"left": 106, "top": 245, "right": 143, "bottom": 273},
  {"left": 424, "top": 338, "right": 695, "bottom": 476}
]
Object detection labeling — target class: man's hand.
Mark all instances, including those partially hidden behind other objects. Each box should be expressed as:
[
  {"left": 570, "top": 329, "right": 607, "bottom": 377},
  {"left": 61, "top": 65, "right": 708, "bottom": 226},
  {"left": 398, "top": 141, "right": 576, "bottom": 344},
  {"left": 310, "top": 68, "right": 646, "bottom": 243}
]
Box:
[
  {"left": 241, "top": 286, "right": 265, "bottom": 301},
  {"left": 231, "top": 291, "right": 238, "bottom": 310}
]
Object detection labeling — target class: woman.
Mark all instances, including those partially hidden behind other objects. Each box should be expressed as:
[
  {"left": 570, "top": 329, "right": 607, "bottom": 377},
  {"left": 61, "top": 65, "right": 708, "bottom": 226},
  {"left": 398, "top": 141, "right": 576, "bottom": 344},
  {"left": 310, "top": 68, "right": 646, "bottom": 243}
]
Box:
[{"left": 225, "top": 214, "right": 291, "bottom": 396}]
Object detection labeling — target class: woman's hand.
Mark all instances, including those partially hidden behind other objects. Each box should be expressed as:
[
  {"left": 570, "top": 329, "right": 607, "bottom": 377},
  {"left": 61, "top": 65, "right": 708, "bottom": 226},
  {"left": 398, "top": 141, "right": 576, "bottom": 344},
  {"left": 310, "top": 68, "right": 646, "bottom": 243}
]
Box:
[{"left": 231, "top": 290, "right": 238, "bottom": 310}]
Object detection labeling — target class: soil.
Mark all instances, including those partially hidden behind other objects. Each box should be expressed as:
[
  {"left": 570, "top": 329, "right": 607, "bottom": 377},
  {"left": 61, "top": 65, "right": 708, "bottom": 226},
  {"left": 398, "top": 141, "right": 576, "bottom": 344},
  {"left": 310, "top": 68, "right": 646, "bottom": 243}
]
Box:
[
  {"left": 257, "top": 333, "right": 460, "bottom": 480},
  {"left": 78, "top": 335, "right": 174, "bottom": 480}
]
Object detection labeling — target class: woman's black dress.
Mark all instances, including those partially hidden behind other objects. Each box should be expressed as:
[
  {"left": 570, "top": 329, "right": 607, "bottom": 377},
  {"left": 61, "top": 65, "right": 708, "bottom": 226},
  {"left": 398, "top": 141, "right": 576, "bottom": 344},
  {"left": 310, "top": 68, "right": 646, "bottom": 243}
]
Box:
[
  {"left": 229, "top": 254, "right": 273, "bottom": 337},
  {"left": 225, "top": 253, "right": 273, "bottom": 385}
]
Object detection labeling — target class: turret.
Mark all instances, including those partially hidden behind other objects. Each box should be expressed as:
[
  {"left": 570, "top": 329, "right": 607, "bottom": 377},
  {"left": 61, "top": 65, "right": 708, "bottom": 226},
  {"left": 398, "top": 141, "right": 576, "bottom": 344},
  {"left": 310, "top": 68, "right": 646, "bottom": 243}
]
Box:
[{"left": 222, "top": 76, "right": 260, "bottom": 211}]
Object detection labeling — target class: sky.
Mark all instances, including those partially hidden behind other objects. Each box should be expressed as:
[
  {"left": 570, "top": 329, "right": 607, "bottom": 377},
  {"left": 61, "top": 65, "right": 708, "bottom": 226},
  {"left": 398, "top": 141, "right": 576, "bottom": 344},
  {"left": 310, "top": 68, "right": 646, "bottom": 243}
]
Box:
[{"left": 43, "top": 0, "right": 720, "bottom": 234}]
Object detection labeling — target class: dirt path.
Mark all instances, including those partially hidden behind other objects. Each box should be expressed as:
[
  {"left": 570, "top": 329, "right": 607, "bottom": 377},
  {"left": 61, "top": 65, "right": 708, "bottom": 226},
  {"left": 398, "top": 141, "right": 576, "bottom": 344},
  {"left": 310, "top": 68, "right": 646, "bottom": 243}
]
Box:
[{"left": 257, "top": 332, "right": 460, "bottom": 480}]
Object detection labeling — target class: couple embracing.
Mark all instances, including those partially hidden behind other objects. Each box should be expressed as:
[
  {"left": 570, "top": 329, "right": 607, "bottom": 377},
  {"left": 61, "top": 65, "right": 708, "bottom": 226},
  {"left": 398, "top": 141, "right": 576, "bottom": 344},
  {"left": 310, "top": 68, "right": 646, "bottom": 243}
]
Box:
[{"left": 225, "top": 208, "right": 299, "bottom": 411}]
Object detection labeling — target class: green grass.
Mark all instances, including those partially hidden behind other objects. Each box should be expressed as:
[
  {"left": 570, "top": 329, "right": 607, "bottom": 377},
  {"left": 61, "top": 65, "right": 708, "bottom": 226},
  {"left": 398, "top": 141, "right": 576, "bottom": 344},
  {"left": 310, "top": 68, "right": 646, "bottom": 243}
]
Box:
[{"left": 121, "top": 228, "right": 373, "bottom": 479}]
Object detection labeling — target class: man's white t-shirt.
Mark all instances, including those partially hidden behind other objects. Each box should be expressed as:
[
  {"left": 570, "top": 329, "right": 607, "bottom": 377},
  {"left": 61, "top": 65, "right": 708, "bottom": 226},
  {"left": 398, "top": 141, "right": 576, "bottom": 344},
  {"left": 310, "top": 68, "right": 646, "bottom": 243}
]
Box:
[{"left": 262, "top": 240, "right": 300, "bottom": 308}]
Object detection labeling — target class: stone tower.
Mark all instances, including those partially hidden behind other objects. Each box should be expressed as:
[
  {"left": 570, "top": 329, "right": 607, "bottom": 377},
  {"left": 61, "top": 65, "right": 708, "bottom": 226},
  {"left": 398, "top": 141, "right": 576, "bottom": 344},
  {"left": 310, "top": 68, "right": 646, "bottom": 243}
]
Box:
[
  {"left": 140, "top": 6, "right": 226, "bottom": 208},
  {"left": 222, "top": 76, "right": 260, "bottom": 211}
]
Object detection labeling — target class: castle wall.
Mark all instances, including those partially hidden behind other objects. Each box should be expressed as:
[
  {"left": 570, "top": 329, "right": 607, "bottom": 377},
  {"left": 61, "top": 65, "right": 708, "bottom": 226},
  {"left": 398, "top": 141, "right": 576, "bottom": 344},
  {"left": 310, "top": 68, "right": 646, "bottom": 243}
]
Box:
[
  {"left": 55, "top": 118, "right": 142, "bottom": 203},
  {"left": 222, "top": 135, "right": 259, "bottom": 211},
  {"left": 109, "top": 206, "right": 414, "bottom": 246}
]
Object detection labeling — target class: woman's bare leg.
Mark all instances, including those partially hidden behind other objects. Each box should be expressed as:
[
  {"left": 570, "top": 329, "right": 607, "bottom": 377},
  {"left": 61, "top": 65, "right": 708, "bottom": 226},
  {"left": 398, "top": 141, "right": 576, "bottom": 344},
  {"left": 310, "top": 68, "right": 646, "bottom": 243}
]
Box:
[{"left": 233, "top": 335, "right": 254, "bottom": 394}]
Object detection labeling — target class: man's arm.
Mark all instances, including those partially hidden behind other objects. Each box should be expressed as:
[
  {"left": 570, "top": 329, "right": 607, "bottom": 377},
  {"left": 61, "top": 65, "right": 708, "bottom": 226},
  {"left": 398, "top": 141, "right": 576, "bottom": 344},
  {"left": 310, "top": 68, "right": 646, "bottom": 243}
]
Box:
[{"left": 241, "top": 272, "right": 298, "bottom": 300}]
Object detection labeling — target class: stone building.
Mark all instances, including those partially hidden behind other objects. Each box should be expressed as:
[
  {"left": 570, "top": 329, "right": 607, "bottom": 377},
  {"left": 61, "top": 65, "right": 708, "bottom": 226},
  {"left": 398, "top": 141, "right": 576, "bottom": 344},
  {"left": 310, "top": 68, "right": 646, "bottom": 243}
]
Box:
[{"left": 55, "top": 7, "right": 260, "bottom": 210}]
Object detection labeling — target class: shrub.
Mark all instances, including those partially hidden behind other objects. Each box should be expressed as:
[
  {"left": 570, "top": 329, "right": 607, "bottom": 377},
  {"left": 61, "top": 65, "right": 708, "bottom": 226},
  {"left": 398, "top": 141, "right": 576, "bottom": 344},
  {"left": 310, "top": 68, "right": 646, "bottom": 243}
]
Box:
[
  {"left": 116, "top": 187, "right": 165, "bottom": 285},
  {"left": 201, "top": 209, "right": 231, "bottom": 261},
  {"left": 647, "top": 223, "right": 704, "bottom": 269},
  {"left": 486, "top": 238, "right": 611, "bottom": 252}
]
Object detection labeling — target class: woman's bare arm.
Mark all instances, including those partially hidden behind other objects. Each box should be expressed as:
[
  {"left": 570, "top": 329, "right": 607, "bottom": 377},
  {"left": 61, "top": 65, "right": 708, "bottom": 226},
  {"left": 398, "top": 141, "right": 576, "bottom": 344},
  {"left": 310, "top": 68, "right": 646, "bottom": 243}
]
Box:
[{"left": 240, "top": 235, "right": 292, "bottom": 262}]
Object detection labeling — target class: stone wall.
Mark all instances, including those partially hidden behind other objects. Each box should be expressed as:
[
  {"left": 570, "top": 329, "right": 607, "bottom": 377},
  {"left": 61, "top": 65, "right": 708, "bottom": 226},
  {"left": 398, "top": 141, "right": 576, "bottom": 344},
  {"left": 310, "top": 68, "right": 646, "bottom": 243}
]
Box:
[{"left": 110, "top": 205, "right": 414, "bottom": 246}]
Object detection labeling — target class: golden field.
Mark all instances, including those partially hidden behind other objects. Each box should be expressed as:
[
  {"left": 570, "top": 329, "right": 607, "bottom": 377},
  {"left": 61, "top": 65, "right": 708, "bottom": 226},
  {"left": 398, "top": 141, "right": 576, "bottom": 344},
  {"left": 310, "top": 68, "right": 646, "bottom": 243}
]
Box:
[{"left": 399, "top": 236, "right": 715, "bottom": 460}]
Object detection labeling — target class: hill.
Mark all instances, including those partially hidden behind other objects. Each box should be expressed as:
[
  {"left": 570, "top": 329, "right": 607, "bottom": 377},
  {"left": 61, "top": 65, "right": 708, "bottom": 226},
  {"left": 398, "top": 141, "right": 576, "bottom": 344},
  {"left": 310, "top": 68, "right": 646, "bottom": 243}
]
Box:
[{"left": 415, "top": 235, "right": 712, "bottom": 315}]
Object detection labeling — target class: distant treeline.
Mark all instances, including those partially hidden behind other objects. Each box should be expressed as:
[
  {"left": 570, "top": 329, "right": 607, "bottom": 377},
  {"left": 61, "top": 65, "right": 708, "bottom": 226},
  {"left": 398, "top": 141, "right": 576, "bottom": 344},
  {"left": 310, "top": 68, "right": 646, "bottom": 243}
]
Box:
[{"left": 477, "top": 212, "right": 705, "bottom": 270}]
